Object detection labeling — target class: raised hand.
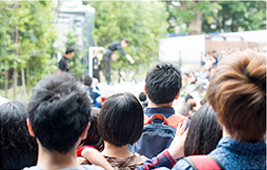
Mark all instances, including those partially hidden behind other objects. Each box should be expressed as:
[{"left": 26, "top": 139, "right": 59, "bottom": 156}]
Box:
[{"left": 168, "top": 118, "right": 189, "bottom": 160}]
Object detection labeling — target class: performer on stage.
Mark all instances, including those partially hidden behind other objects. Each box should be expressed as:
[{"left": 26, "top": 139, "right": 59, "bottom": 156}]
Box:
[
  {"left": 103, "top": 39, "right": 134, "bottom": 85},
  {"left": 58, "top": 47, "right": 74, "bottom": 73}
]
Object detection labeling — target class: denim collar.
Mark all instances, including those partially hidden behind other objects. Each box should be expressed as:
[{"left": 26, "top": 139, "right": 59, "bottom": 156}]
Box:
[
  {"left": 144, "top": 107, "right": 175, "bottom": 114},
  {"left": 144, "top": 107, "right": 175, "bottom": 119}
]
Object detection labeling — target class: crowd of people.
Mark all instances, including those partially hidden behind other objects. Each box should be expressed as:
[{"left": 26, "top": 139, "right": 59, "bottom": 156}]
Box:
[
  {"left": 178, "top": 47, "right": 266, "bottom": 117},
  {"left": 1, "top": 49, "right": 266, "bottom": 170}
]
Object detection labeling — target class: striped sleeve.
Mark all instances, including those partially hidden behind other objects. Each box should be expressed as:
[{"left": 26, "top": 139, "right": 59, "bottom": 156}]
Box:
[{"left": 136, "top": 150, "right": 176, "bottom": 170}]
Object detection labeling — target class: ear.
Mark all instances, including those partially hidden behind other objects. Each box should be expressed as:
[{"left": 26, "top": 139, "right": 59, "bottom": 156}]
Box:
[
  {"left": 144, "top": 85, "right": 147, "bottom": 95},
  {"left": 80, "top": 122, "right": 91, "bottom": 140},
  {"left": 174, "top": 90, "right": 181, "bottom": 100},
  {"left": 27, "top": 118, "right": 35, "bottom": 137}
]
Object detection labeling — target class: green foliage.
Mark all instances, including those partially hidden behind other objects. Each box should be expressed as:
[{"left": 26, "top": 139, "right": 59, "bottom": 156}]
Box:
[
  {"left": 165, "top": 0, "right": 266, "bottom": 34},
  {"left": 0, "top": 1, "right": 57, "bottom": 98},
  {"left": 84, "top": 1, "right": 168, "bottom": 71},
  {"left": 202, "top": 1, "right": 267, "bottom": 32},
  {"left": 64, "top": 31, "right": 86, "bottom": 81},
  {"left": 165, "top": 0, "right": 221, "bottom": 34}
]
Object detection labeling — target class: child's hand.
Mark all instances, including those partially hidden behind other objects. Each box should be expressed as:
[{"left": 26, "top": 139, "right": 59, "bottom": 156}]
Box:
[{"left": 168, "top": 118, "right": 188, "bottom": 160}]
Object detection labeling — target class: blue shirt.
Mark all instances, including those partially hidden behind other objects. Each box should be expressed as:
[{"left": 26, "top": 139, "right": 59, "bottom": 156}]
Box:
[
  {"left": 137, "top": 137, "right": 266, "bottom": 170},
  {"left": 86, "top": 86, "right": 101, "bottom": 108}
]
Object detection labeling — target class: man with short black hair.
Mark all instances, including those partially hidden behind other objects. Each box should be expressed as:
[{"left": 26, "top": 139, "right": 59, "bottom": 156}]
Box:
[
  {"left": 143, "top": 62, "right": 188, "bottom": 125},
  {"left": 24, "top": 73, "right": 103, "bottom": 170},
  {"left": 103, "top": 39, "right": 134, "bottom": 85},
  {"left": 58, "top": 47, "right": 74, "bottom": 73},
  {"left": 129, "top": 62, "right": 189, "bottom": 158}
]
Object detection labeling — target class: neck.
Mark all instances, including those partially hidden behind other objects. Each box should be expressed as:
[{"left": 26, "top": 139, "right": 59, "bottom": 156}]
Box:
[
  {"left": 36, "top": 140, "right": 82, "bottom": 170},
  {"left": 102, "top": 141, "right": 132, "bottom": 158},
  {"left": 222, "top": 126, "right": 232, "bottom": 138},
  {"left": 147, "top": 98, "right": 173, "bottom": 108}
]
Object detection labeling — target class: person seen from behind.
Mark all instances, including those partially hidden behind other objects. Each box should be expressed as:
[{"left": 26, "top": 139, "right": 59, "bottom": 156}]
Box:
[
  {"left": 83, "top": 76, "right": 101, "bottom": 108},
  {"left": 23, "top": 73, "right": 103, "bottom": 170},
  {"left": 136, "top": 50, "right": 266, "bottom": 170},
  {"left": 96, "top": 92, "right": 147, "bottom": 169},
  {"left": 1, "top": 101, "right": 38, "bottom": 170}
]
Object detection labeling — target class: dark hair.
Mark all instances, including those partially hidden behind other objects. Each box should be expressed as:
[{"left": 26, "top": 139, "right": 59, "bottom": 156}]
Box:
[
  {"left": 184, "top": 103, "right": 222, "bottom": 156},
  {"left": 1, "top": 101, "right": 38, "bottom": 170},
  {"left": 121, "top": 38, "right": 129, "bottom": 45},
  {"left": 200, "top": 97, "right": 207, "bottom": 106},
  {"left": 98, "top": 92, "right": 143, "bottom": 147},
  {"left": 183, "top": 73, "right": 189, "bottom": 77},
  {"left": 28, "top": 73, "right": 91, "bottom": 153},
  {"left": 207, "top": 50, "right": 266, "bottom": 142},
  {"left": 145, "top": 62, "right": 181, "bottom": 104},
  {"left": 184, "top": 94, "right": 193, "bottom": 102},
  {"left": 180, "top": 102, "right": 190, "bottom": 117},
  {"left": 65, "top": 47, "right": 74, "bottom": 54},
  {"left": 81, "top": 107, "right": 103, "bottom": 151},
  {"left": 139, "top": 92, "right": 147, "bottom": 102},
  {"left": 84, "top": 75, "right": 92, "bottom": 86}
]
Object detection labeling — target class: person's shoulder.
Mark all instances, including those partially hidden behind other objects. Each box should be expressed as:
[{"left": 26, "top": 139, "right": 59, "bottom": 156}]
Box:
[
  {"left": 82, "top": 164, "right": 105, "bottom": 170},
  {"left": 110, "top": 41, "right": 119, "bottom": 45}
]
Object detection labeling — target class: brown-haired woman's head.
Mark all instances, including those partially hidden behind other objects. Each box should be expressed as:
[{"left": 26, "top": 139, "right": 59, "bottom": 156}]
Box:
[
  {"left": 97, "top": 92, "right": 144, "bottom": 147},
  {"left": 207, "top": 50, "right": 266, "bottom": 142}
]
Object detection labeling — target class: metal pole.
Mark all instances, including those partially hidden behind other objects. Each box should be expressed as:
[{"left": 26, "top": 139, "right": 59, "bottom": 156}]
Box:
[{"left": 89, "top": 47, "right": 93, "bottom": 77}]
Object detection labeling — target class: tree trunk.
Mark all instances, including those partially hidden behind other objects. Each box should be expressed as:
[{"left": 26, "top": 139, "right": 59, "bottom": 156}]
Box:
[
  {"left": 26, "top": 62, "right": 30, "bottom": 93},
  {"left": 34, "top": 57, "right": 37, "bottom": 84},
  {"left": 188, "top": 11, "right": 203, "bottom": 35},
  {"left": 13, "top": 27, "right": 19, "bottom": 100},
  {"left": 21, "top": 68, "right": 27, "bottom": 96},
  {"left": 12, "top": 68, "right": 17, "bottom": 101},
  {"left": 4, "top": 61, "right": 8, "bottom": 98},
  {"left": 47, "top": 65, "right": 50, "bottom": 75}
]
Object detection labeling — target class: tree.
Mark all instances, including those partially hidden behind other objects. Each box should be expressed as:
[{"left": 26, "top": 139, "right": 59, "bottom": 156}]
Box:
[
  {"left": 0, "top": 1, "right": 57, "bottom": 100},
  {"left": 83, "top": 1, "right": 168, "bottom": 72},
  {"left": 165, "top": 0, "right": 221, "bottom": 35},
  {"left": 202, "top": 1, "right": 266, "bottom": 33},
  {"left": 165, "top": 1, "right": 266, "bottom": 35}
]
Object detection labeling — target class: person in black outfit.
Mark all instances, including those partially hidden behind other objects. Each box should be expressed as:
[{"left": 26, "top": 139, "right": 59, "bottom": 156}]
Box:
[
  {"left": 103, "top": 39, "right": 134, "bottom": 85},
  {"left": 58, "top": 47, "right": 74, "bottom": 73},
  {"left": 211, "top": 50, "right": 218, "bottom": 67},
  {"left": 92, "top": 50, "right": 101, "bottom": 82}
]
